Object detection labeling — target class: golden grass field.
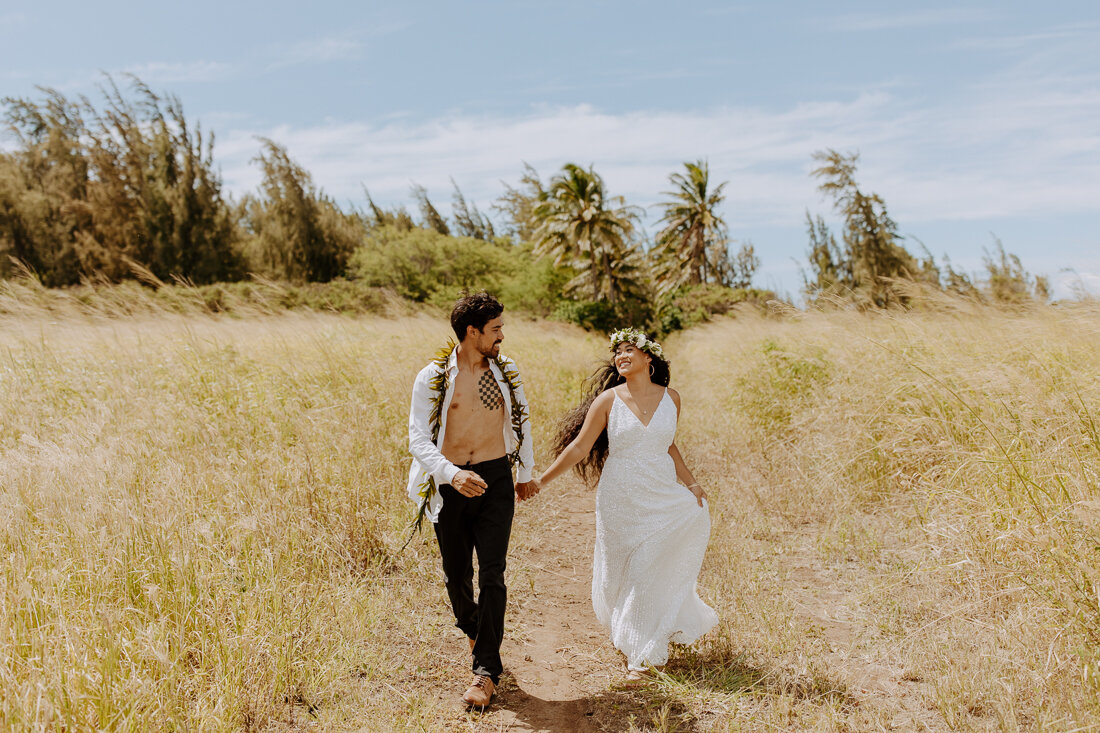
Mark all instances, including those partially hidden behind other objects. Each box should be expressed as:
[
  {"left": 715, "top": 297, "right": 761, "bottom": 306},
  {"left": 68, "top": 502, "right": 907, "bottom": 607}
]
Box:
[{"left": 1, "top": 298, "right": 1098, "bottom": 731}]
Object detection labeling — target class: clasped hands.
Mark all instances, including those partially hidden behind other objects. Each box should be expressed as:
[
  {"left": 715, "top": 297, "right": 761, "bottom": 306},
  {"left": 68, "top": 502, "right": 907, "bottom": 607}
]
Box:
[
  {"left": 515, "top": 479, "right": 541, "bottom": 501},
  {"left": 451, "top": 469, "right": 542, "bottom": 501}
]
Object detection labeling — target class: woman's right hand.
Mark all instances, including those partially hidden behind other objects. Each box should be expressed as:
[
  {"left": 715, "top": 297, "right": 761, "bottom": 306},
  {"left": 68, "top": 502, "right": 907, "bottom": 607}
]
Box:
[{"left": 687, "top": 483, "right": 707, "bottom": 507}]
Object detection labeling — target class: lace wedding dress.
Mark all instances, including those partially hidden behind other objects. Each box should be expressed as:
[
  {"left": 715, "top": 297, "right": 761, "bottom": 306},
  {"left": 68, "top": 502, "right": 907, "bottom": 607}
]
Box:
[{"left": 593, "top": 389, "right": 718, "bottom": 670}]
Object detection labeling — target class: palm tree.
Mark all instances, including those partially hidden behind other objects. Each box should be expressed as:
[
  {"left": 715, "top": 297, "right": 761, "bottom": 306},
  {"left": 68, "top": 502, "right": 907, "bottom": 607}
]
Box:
[
  {"left": 531, "top": 163, "right": 642, "bottom": 303},
  {"left": 569, "top": 236, "right": 651, "bottom": 304},
  {"left": 653, "top": 160, "right": 729, "bottom": 291}
]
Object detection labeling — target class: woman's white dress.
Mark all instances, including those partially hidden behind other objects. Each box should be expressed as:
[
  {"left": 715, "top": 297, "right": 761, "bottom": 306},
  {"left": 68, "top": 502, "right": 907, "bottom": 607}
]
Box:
[{"left": 593, "top": 389, "right": 718, "bottom": 670}]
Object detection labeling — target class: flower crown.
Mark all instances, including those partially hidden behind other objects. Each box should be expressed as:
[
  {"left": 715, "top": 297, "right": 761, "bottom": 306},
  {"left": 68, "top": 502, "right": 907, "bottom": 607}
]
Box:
[{"left": 609, "top": 327, "right": 664, "bottom": 359}]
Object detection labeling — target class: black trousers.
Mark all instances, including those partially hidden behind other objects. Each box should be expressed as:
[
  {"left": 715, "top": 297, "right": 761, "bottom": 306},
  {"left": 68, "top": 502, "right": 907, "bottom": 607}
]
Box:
[{"left": 434, "top": 456, "right": 515, "bottom": 684}]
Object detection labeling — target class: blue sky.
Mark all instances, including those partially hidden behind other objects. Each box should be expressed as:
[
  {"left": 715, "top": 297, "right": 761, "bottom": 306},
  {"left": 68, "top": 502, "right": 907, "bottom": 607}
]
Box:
[{"left": 2, "top": 1, "right": 1098, "bottom": 298}]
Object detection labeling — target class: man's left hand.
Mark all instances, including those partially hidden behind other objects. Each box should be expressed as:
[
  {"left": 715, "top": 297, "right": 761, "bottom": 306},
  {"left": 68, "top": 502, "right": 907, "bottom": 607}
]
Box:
[{"left": 516, "top": 479, "right": 541, "bottom": 501}]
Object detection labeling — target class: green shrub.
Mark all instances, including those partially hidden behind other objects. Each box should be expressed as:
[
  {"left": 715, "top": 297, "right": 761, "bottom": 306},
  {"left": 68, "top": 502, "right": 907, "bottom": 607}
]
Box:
[
  {"left": 551, "top": 300, "right": 619, "bottom": 333},
  {"left": 495, "top": 242, "right": 573, "bottom": 317},
  {"left": 737, "top": 338, "right": 831, "bottom": 430},
  {"left": 349, "top": 226, "right": 516, "bottom": 302},
  {"left": 658, "top": 283, "right": 774, "bottom": 334}
]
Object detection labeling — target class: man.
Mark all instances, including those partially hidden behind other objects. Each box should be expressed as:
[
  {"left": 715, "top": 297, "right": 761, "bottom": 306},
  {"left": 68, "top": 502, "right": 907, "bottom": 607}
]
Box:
[{"left": 406, "top": 291, "right": 539, "bottom": 707}]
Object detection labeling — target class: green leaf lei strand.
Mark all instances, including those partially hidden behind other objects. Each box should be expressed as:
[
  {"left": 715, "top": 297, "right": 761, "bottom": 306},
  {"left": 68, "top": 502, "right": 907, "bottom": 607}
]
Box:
[{"left": 408, "top": 340, "right": 528, "bottom": 537}]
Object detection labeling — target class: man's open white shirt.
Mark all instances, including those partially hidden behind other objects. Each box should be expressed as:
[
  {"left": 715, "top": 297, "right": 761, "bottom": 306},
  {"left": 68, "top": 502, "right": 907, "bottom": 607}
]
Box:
[{"left": 406, "top": 350, "right": 534, "bottom": 523}]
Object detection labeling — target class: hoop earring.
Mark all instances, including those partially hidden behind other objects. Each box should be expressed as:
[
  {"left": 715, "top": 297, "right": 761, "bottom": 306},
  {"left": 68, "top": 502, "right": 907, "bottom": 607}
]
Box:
[{"left": 649, "top": 363, "right": 655, "bottom": 377}]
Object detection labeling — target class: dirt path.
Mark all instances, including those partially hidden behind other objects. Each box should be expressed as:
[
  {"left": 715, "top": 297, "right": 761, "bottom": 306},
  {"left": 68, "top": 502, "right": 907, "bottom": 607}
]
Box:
[
  {"left": 424, "top": 479, "right": 945, "bottom": 731},
  {"left": 468, "top": 478, "right": 613, "bottom": 732},
  {"left": 414, "top": 474, "right": 641, "bottom": 731}
]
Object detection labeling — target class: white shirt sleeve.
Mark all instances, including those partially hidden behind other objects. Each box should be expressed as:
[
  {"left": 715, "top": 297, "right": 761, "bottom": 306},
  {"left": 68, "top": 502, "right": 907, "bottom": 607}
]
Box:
[{"left": 408, "top": 365, "right": 461, "bottom": 488}]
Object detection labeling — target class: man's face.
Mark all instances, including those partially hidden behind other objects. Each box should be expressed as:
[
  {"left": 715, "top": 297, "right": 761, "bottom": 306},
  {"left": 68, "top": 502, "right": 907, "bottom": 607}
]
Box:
[{"left": 470, "top": 316, "right": 504, "bottom": 358}]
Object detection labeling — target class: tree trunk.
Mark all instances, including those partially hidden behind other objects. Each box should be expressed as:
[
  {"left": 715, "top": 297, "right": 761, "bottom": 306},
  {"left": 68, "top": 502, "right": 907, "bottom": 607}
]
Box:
[{"left": 604, "top": 252, "right": 616, "bottom": 303}]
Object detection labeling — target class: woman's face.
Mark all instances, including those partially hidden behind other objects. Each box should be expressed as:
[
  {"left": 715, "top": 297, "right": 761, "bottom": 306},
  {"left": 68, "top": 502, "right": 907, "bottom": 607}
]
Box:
[{"left": 613, "top": 343, "right": 652, "bottom": 378}]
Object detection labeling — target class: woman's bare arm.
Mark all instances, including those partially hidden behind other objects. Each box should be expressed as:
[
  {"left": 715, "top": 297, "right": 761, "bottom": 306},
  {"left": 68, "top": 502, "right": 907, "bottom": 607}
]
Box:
[
  {"left": 666, "top": 388, "right": 706, "bottom": 506},
  {"left": 538, "top": 391, "right": 613, "bottom": 485}
]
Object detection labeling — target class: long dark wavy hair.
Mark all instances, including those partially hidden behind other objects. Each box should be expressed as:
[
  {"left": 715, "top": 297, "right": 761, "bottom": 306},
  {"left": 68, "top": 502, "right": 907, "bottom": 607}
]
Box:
[{"left": 551, "top": 341, "right": 671, "bottom": 485}]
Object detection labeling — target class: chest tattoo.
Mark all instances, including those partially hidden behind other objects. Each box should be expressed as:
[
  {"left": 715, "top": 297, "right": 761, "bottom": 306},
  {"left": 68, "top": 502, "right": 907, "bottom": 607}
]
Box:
[{"left": 477, "top": 370, "right": 505, "bottom": 411}]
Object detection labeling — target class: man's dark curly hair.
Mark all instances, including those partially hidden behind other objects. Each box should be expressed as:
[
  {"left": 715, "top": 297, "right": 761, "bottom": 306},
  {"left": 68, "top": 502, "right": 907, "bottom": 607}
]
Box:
[{"left": 450, "top": 291, "right": 504, "bottom": 340}]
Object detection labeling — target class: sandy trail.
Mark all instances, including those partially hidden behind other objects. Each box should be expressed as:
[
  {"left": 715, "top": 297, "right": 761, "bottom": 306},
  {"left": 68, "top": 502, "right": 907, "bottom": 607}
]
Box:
[
  {"left": 414, "top": 472, "right": 636, "bottom": 731},
  {"left": 470, "top": 482, "right": 610, "bottom": 732},
  {"left": 425, "top": 478, "right": 944, "bottom": 731}
]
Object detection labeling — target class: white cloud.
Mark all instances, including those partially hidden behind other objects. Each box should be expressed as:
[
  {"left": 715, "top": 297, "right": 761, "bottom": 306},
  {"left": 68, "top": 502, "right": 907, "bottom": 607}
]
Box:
[
  {"left": 262, "top": 19, "right": 414, "bottom": 71},
  {"left": 954, "top": 22, "right": 1100, "bottom": 51},
  {"left": 827, "top": 8, "right": 991, "bottom": 32},
  {"left": 214, "top": 83, "right": 1099, "bottom": 233},
  {"left": 1055, "top": 269, "right": 1100, "bottom": 300},
  {"left": 269, "top": 33, "right": 364, "bottom": 69},
  {"left": 0, "top": 12, "right": 28, "bottom": 29},
  {"left": 122, "top": 61, "right": 233, "bottom": 84},
  {"left": 216, "top": 99, "right": 876, "bottom": 221},
  {"left": 210, "top": 81, "right": 1098, "bottom": 302}
]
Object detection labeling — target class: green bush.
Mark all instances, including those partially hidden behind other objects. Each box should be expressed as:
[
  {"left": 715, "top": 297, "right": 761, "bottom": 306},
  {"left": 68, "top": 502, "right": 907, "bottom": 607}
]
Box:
[
  {"left": 551, "top": 300, "right": 619, "bottom": 333},
  {"left": 737, "top": 338, "right": 831, "bottom": 430},
  {"left": 550, "top": 296, "right": 656, "bottom": 334},
  {"left": 348, "top": 226, "right": 579, "bottom": 318},
  {"left": 495, "top": 242, "right": 573, "bottom": 317},
  {"left": 349, "top": 226, "right": 515, "bottom": 302},
  {"left": 658, "top": 283, "right": 774, "bottom": 333},
  {"left": 238, "top": 140, "right": 362, "bottom": 283}
]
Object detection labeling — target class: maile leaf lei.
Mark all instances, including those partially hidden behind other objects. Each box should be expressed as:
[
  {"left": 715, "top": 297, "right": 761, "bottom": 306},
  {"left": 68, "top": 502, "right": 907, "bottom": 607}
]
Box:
[{"left": 407, "top": 341, "right": 528, "bottom": 538}]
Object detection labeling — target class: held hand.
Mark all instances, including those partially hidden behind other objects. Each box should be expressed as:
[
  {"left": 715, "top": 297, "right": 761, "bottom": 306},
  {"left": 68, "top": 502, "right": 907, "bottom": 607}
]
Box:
[
  {"left": 516, "top": 478, "right": 541, "bottom": 501},
  {"left": 452, "top": 470, "right": 487, "bottom": 498},
  {"left": 687, "top": 482, "right": 707, "bottom": 507}
]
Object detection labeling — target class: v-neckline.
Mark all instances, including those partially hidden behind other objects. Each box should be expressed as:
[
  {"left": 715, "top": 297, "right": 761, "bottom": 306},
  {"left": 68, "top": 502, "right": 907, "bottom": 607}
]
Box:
[{"left": 614, "top": 388, "right": 667, "bottom": 429}]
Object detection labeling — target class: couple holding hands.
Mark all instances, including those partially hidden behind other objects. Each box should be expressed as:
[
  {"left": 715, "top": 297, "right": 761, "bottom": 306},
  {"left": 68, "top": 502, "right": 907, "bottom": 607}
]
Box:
[{"left": 406, "top": 292, "right": 717, "bottom": 707}]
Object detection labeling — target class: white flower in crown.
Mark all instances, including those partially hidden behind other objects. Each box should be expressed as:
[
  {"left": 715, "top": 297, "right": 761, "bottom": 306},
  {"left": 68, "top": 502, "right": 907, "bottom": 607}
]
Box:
[{"left": 609, "top": 327, "right": 663, "bottom": 359}]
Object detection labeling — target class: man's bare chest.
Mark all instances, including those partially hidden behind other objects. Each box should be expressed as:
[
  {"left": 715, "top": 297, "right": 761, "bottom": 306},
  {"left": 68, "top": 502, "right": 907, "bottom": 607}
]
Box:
[{"left": 449, "top": 368, "right": 506, "bottom": 422}]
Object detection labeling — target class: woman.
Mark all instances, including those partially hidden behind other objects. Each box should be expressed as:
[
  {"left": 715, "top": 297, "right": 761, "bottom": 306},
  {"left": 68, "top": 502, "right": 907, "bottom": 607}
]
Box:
[{"left": 538, "top": 327, "right": 717, "bottom": 680}]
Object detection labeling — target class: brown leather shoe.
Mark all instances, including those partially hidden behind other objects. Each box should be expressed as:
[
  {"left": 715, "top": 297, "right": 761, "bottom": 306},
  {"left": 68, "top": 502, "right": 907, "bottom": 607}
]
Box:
[{"left": 462, "top": 675, "right": 495, "bottom": 707}]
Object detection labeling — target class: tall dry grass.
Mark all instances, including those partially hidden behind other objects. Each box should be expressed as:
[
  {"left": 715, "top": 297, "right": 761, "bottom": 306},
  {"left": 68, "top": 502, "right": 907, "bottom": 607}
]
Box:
[
  {"left": 669, "top": 301, "right": 1100, "bottom": 730},
  {"left": 3, "top": 296, "right": 1100, "bottom": 731},
  {"left": 0, "top": 270, "right": 408, "bottom": 320},
  {"left": 0, "top": 309, "right": 599, "bottom": 730}
]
